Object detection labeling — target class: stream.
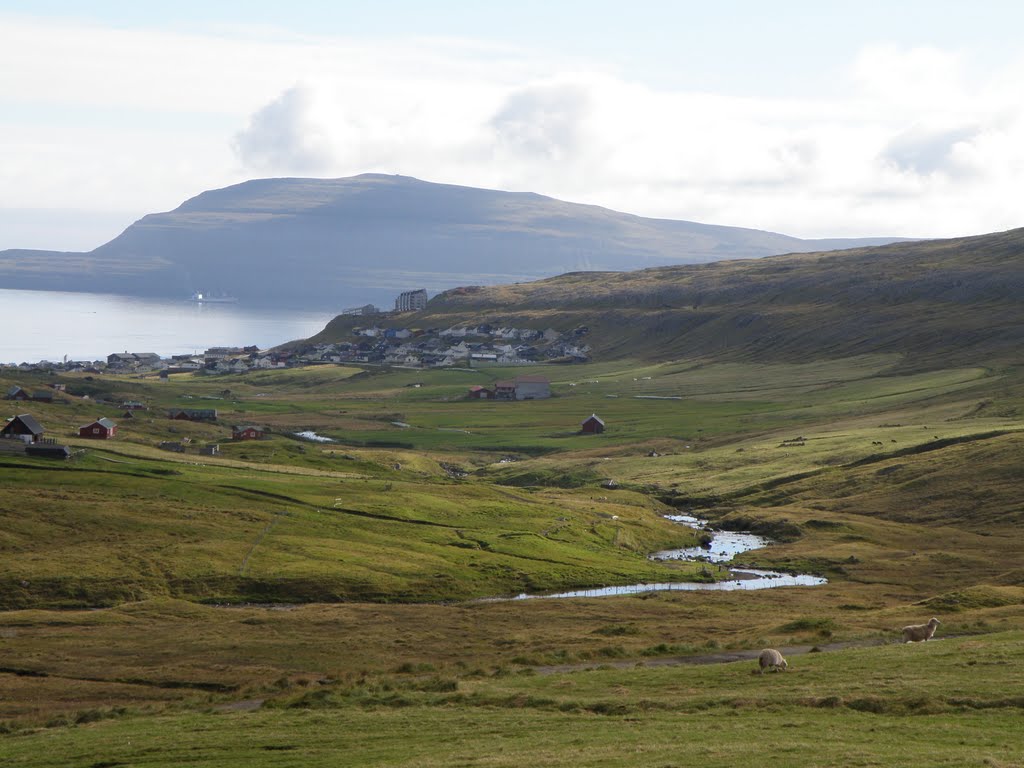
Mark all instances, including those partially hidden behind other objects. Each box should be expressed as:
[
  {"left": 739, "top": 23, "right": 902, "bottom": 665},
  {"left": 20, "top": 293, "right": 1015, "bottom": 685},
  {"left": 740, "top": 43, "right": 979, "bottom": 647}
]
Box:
[{"left": 500, "top": 512, "right": 826, "bottom": 601}]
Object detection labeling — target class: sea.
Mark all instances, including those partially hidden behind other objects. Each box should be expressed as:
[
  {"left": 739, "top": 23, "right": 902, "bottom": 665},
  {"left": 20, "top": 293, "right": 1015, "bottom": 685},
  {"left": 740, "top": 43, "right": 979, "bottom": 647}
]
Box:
[{"left": 0, "top": 288, "right": 337, "bottom": 364}]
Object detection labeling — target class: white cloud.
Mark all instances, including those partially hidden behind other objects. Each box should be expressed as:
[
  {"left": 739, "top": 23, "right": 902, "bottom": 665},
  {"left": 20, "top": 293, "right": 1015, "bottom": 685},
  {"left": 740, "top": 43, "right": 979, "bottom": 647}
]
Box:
[{"left": 3, "top": 13, "right": 1024, "bottom": 248}]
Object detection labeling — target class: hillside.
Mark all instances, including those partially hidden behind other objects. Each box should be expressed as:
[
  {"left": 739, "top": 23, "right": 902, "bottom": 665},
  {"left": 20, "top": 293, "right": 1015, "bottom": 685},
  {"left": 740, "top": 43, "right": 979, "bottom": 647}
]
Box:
[
  {"left": 0, "top": 174, "right": 904, "bottom": 309},
  {"left": 309, "top": 226, "right": 1024, "bottom": 366}
]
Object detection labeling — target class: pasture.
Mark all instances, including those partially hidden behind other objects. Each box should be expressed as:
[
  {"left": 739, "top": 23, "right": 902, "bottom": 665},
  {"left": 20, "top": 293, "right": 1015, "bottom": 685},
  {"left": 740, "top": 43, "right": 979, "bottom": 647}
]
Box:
[{"left": 2, "top": 354, "right": 1024, "bottom": 765}]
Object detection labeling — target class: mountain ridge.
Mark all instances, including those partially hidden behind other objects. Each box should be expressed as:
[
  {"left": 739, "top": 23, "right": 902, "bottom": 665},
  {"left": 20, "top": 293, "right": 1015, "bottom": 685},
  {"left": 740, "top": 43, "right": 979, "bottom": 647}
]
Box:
[{"left": 0, "top": 174, "right": 908, "bottom": 309}]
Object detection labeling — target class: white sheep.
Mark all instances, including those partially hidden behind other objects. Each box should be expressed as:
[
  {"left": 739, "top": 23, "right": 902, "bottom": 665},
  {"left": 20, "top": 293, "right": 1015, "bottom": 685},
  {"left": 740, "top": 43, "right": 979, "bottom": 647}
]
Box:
[
  {"left": 758, "top": 648, "right": 788, "bottom": 673},
  {"left": 902, "top": 617, "right": 941, "bottom": 643}
]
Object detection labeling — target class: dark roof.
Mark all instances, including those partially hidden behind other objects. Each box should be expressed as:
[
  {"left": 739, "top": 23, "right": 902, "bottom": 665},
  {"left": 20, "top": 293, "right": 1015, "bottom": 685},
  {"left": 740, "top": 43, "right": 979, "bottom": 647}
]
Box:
[
  {"left": 25, "top": 444, "right": 71, "bottom": 459},
  {"left": 5, "top": 385, "right": 24, "bottom": 396},
  {"left": 582, "top": 414, "right": 605, "bottom": 426},
  {"left": 169, "top": 408, "right": 218, "bottom": 417},
  {"left": 4, "top": 414, "right": 44, "bottom": 435}
]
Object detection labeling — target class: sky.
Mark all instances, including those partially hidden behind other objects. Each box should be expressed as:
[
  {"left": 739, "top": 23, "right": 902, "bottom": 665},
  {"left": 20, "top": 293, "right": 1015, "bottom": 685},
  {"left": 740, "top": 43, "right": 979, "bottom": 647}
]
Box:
[{"left": 3, "top": 1, "right": 1024, "bottom": 250}]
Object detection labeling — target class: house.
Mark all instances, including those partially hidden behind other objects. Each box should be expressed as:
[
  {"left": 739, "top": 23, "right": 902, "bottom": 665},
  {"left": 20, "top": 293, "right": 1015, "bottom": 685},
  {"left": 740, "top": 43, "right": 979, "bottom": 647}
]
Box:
[
  {"left": 79, "top": 417, "right": 117, "bottom": 439},
  {"left": 168, "top": 408, "right": 218, "bottom": 422},
  {"left": 1, "top": 414, "right": 45, "bottom": 442},
  {"left": 199, "top": 444, "right": 220, "bottom": 456},
  {"left": 121, "top": 401, "right": 147, "bottom": 410},
  {"left": 49, "top": 383, "right": 67, "bottom": 392},
  {"left": 231, "top": 425, "right": 266, "bottom": 441},
  {"left": 25, "top": 444, "right": 71, "bottom": 460},
  {"left": 158, "top": 441, "right": 186, "bottom": 452},
  {"left": 468, "top": 385, "right": 494, "bottom": 400},
  {"left": 4, "top": 386, "right": 29, "bottom": 401},
  {"left": 581, "top": 414, "right": 606, "bottom": 434},
  {"left": 493, "top": 380, "right": 517, "bottom": 400},
  {"left": 31, "top": 390, "right": 54, "bottom": 403}
]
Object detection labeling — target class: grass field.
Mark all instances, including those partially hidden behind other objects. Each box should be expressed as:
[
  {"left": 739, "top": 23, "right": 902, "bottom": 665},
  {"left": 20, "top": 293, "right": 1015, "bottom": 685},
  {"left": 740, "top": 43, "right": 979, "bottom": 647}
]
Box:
[{"left": 2, "top": 354, "right": 1024, "bottom": 765}]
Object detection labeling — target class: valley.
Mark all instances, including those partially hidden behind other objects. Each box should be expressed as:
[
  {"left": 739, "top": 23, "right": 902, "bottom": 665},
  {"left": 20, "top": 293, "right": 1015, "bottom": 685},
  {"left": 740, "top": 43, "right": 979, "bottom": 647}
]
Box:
[{"left": 3, "top": 326, "right": 1024, "bottom": 765}]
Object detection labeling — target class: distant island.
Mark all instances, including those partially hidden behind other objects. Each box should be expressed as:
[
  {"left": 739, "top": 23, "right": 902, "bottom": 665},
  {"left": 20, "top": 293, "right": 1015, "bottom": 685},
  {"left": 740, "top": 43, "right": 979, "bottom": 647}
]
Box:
[{"left": 0, "top": 174, "right": 909, "bottom": 311}]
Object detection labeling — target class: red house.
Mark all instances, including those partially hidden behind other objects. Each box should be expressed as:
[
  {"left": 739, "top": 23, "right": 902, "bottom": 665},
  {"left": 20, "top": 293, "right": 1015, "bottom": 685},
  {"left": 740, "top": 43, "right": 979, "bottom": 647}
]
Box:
[
  {"left": 581, "top": 414, "right": 605, "bottom": 434},
  {"left": 232, "top": 425, "right": 266, "bottom": 441},
  {"left": 79, "top": 418, "right": 117, "bottom": 439},
  {"left": 467, "top": 385, "right": 494, "bottom": 400}
]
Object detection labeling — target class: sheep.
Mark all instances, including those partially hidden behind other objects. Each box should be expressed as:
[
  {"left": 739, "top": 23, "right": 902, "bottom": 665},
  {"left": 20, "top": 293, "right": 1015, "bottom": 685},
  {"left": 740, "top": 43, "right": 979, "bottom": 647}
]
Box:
[
  {"left": 758, "top": 648, "right": 788, "bottom": 673},
  {"left": 902, "top": 617, "right": 941, "bottom": 643}
]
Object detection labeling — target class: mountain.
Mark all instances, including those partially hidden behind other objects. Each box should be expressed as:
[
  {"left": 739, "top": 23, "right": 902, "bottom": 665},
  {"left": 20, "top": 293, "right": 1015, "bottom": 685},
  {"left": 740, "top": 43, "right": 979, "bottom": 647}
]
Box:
[
  {"left": 310, "top": 226, "right": 1024, "bottom": 367},
  {"left": 0, "top": 174, "right": 907, "bottom": 310}
]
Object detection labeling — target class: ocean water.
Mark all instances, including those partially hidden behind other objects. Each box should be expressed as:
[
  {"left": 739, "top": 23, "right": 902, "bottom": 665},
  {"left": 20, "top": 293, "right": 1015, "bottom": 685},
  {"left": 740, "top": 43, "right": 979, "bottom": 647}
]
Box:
[{"left": 0, "top": 288, "right": 336, "bottom": 363}]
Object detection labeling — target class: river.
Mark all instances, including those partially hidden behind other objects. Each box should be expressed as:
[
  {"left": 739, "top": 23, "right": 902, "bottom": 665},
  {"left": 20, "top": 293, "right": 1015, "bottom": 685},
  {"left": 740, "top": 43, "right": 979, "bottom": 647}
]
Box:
[
  {"left": 497, "top": 513, "right": 826, "bottom": 601},
  {"left": 0, "top": 288, "right": 336, "bottom": 363}
]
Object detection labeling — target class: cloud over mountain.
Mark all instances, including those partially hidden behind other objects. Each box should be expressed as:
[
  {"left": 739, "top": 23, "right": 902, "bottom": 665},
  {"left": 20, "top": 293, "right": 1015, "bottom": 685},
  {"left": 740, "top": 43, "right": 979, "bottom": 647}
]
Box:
[{"left": 5, "top": 12, "right": 1024, "bottom": 250}]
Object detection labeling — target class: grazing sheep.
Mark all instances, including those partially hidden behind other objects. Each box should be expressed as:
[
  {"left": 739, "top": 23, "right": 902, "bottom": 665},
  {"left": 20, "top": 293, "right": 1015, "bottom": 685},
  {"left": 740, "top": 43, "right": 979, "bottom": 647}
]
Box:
[
  {"left": 758, "top": 648, "right": 788, "bottom": 673},
  {"left": 902, "top": 617, "right": 941, "bottom": 643}
]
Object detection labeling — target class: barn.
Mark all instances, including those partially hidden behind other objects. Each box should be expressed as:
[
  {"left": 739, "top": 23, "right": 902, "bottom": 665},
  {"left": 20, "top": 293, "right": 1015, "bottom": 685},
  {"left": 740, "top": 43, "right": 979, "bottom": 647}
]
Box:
[
  {"left": 511, "top": 375, "right": 551, "bottom": 400},
  {"left": 581, "top": 414, "right": 606, "bottom": 434},
  {"left": 79, "top": 418, "right": 117, "bottom": 439},
  {"left": 1, "top": 414, "right": 45, "bottom": 442}
]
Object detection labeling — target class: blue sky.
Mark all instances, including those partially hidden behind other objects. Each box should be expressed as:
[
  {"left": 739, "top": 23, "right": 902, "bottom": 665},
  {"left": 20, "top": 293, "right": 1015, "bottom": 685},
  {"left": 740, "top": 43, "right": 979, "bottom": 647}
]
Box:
[{"left": 3, "top": 1, "right": 1024, "bottom": 248}]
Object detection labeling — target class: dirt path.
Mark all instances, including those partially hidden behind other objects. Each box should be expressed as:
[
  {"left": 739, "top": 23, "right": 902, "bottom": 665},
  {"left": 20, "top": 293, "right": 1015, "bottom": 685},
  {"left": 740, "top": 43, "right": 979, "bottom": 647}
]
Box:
[{"left": 535, "top": 636, "right": 899, "bottom": 675}]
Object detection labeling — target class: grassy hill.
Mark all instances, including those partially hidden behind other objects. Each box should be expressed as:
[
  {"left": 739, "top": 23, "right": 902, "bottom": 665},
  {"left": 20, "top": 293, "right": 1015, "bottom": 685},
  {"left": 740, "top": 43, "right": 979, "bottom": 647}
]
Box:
[{"left": 311, "top": 226, "right": 1024, "bottom": 366}]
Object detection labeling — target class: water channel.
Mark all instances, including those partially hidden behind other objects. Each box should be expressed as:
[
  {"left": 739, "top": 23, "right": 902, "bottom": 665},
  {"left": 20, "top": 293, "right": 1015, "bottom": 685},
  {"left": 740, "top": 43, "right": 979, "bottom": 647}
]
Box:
[{"left": 500, "top": 513, "right": 826, "bottom": 601}]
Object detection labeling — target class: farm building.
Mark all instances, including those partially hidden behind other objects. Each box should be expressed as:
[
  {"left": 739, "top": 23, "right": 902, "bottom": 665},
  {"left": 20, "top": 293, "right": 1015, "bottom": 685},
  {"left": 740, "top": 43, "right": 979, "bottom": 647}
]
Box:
[
  {"left": 25, "top": 444, "right": 71, "bottom": 460},
  {"left": 514, "top": 375, "right": 551, "bottom": 400},
  {"left": 493, "top": 375, "right": 552, "bottom": 401},
  {"left": 1, "top": 414, "right": 45, "bottom": 442},
  {"left": 31, "top": 390, "right": 54, "bottom": 403},
  {"left": 467, "top": 385, "right": 494, "bottom": 400},
  {"left": 199, "top": 444, "right": 220, "bottom": 456},
  {"left": 79, "top": 418, "right": 117, "bottom": 439},
  {"left": 121, "top": 401, "right": 147, "bottom": 411},
  {"left": 168, "top": 408, "right": 218, "bottom": 422},
  {"left": 581, "top": 414, "right": 606, "bottom": 434},
  {"left": 5, "top": 386, "right": 30, "bottom": 401},
  {"left": 231, "top": 425, "right": 266, "bottom": 441}
]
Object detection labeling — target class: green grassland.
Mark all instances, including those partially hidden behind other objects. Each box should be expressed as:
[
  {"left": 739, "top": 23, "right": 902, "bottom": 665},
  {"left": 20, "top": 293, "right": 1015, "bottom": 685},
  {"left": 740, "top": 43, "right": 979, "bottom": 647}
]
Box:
[{"left": 3, "top": 353, "right": 1024, "bottom": 765}]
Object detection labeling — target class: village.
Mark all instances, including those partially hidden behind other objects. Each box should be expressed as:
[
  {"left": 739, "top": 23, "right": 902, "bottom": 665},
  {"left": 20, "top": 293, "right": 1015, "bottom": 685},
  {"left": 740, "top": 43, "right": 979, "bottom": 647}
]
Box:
[{"left": 1, "top": 289, "right": 591, "bottom": 376}]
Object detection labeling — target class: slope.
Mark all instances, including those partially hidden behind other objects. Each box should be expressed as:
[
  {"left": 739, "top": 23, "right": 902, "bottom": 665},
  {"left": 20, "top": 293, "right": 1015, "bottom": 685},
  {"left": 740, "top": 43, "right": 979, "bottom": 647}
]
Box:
[{"left": 313, "top": 225, "right": 1024, "bottom": 366}]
